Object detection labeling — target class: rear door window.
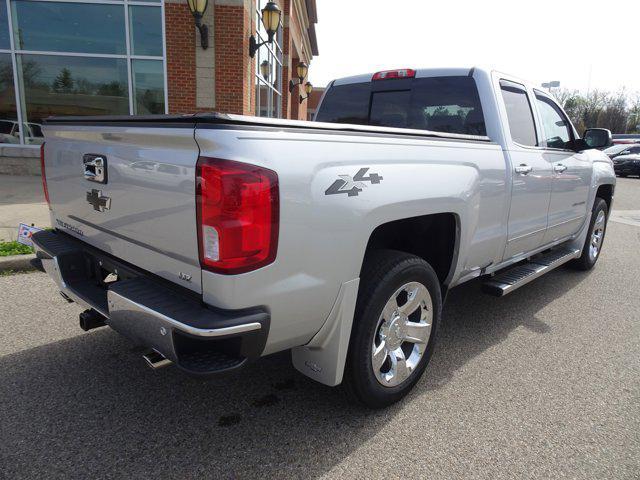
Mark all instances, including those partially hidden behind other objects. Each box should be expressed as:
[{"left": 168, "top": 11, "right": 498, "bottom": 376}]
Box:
[
  {"left": 316, "top": 76, "right": 486, "bottom": 136},
  {"left": 500, "top": 81, "right": 537, "bottom": 146}
]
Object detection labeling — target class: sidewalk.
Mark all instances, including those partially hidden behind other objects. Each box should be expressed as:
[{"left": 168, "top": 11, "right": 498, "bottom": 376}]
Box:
[{"left": 0, "top": 174, "right": 50, "bottom": 242}]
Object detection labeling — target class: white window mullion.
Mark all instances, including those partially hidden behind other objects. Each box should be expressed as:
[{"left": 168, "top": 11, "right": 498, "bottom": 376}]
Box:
[
  {"left": 123, "top": 0, "right": 135, "bottom": 114},
  {"left": 160, "top": 0, "right": 168, "bottom": 113},
  {"left": 5, "top": 0, "right": 25, "bottom": 144}
]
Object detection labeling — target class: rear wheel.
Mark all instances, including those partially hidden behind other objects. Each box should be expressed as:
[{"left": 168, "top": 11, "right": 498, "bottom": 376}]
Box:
[
  {"left": 343, "top": 250, "right": 442, "bottom": 408},
  {"left": 571, "top": 197, "right": 608, "bottom": 271}
]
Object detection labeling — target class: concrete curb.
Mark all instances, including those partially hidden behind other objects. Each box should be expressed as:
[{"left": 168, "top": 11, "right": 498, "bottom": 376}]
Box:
[{"left": 0, "top": 253, "right": 40, "bottom": 273}]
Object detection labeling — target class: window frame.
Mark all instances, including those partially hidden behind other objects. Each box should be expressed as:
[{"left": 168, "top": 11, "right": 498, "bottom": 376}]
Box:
[
  {"left": 254, "top": 0, "right": 282, "bottom": 118},
  {"left": 0, "top": 0, "right": 168, "bottom": 146},
  {"left": 533, "top": 89, "right": 576, "bottom": 152}
]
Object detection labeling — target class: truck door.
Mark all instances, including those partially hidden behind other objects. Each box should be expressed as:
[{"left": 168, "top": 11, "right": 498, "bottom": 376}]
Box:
[
  {"left": 532, "top": 91, "right": 592, "bottom": 244},
  {"left": 499, "top": 80, "right": 554, "bottom": 260}
]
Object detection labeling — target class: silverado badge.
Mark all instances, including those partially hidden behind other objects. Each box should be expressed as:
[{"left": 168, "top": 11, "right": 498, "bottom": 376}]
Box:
[{"left": 325, "top": 168, "right": 383, "bottom": 197}]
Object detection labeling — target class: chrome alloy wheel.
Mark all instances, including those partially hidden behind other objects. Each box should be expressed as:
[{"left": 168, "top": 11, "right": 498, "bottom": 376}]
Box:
[
  {"left": 589, "top": 210, "right": 606, "bottom": 261},
  {"left": 371, "top": 281, "right": 432, "bottom": 387}
]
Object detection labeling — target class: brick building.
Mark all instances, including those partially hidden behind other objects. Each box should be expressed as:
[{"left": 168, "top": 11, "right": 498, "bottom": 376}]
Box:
[
  {"left": 0, "top": 0, "right": 318, "bottom": 173},
  {"left": 306, "top": 86, "right": 325, "bottom": 120}
]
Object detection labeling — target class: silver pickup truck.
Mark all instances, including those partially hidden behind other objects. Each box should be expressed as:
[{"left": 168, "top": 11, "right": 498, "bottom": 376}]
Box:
[{"left": 33, "top": 67, "right": 615, "bottom": 408}]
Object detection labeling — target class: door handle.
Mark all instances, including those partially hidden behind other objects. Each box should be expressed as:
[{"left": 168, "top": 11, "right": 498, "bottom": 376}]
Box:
[
  {"left": 514, "top": 164, "right": 532, "bottom": 175},
  {"left": 554, "top": 163, "right": 567, "bottom": 173}
]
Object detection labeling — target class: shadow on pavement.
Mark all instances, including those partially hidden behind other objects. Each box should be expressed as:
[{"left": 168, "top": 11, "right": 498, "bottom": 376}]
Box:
[{"left": 0, "top": 267, "right": 587, "bottom": 479}]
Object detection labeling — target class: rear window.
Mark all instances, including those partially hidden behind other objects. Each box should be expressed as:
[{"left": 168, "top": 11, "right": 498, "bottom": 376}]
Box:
[
  {"left": 313, "top": 83, "right": 370, "bottom": 125},
  {"left": 315, "top": 76, "right": 486, "bottom": 136},
  {"left": 0, "top": 120, "right": 13, "bottom": 134}
]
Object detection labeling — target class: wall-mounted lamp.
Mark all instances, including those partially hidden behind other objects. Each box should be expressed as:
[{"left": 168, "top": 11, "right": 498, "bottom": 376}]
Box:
[
  {"left": 187, "top": 0, "right": 209, "bottom": 49},
  {"left": 288, "top": 62, "right": 308, "bottom": 92},
  {"left": 249, "top": 1, "right": 282, "bottom": 58},
  {"left": 259, "top": 59, "right": 278, "bottom": 88},
  {"left": 299, "top": 82, "right": 313, "bottom": 104},
  {"left": 260, "top": 60, "right": 270, "bottom": 80}
]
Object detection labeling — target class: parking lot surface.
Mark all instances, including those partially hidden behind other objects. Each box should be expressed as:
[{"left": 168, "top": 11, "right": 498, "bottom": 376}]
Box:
[{"left": 1, "top": 179, "right": 638, "bottom": 479}]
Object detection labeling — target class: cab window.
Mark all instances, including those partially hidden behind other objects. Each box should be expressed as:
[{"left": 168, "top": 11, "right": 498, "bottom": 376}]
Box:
[{"left": 534, "top": 93, "right": 573, "bottom": 149}]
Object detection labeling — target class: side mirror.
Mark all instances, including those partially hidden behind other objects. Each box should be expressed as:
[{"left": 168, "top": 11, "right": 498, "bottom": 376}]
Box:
[{"left": 582, "top": 128, "right": 612, "bottom": 149}]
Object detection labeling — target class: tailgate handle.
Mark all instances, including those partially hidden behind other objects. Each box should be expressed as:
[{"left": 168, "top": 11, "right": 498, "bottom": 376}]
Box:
[{"left": 83, "top": 154, "right": 108, "bottom": 184}]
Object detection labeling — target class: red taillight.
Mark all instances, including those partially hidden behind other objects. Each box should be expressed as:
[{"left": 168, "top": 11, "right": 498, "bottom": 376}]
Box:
[
  {"left": 196, "top": 157, "right": 279, "bottom": 275},
  {"left": 372, "top": 69, "right": 416, "bottom": 81},
  {"left": 40, "top": 143, "right": 51, "bottom": 209}
]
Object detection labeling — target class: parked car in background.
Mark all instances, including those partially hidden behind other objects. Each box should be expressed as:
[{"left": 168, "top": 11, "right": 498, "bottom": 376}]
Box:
[
  {"left": 613, "top": 154, "right": 640, "bottom": 177},
  {"left": 604, "top": 144, "right": 640, "bottom": 160},
  {"left": 0, "top": 119, "right": 45, "bottom": 145},
  {"left": 612, "top": 134, "right": 640, "bottom": 145}
]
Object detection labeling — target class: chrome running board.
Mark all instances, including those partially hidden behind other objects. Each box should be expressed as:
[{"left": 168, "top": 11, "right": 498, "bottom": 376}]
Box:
[{"left": 482, "top": 248, "right": 581, "bottom": 297}]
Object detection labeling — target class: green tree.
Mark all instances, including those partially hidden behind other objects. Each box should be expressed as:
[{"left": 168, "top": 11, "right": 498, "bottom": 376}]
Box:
[
  {"left": 627, "top": 94, "right": 640, "bottom": 133},
  {"left": 97, "top": 81, "right": 126, "bottom": 97},
  {"left": 52, "top": 68, "right": 74, "bottom": 93},
  {"left": 597, "top": 91, "right": 627, "bottom": 134},
  {"left": 554, "top": 88, "right": 640, "bottom": 134}
]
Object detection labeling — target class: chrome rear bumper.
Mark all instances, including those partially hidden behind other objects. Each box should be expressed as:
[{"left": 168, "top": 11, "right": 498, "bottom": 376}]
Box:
[{"left": 32, "top": 230, "right": 269, "bottom": 375}]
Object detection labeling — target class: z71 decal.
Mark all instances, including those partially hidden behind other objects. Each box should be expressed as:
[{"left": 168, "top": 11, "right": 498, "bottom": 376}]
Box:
[{"left": 325, "top": 168, "right": 383, "bottom": 197}]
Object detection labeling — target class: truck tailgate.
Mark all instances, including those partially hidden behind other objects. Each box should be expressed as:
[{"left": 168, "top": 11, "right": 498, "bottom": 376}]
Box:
[{"left": 43, "top": 122, "right": 202, "bottom": 293}]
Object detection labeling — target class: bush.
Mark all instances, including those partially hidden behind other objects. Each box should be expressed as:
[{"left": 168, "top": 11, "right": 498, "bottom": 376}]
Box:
[{"left": 0, "top": 241, "right": 34, "bottom": 257}]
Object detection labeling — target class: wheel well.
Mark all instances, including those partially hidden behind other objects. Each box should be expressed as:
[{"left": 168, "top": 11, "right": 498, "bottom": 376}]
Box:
[
  {"left": 596, "top": 184, "right": 614, "bottom": 211},
  {"left": 363, "top": 213, "right": 458, "bottom": 285}
]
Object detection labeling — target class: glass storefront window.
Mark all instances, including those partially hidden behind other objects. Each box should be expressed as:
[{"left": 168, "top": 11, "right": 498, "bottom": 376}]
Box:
[
  {"left": 11, "top": 1, "right": 126, "bottom": 54},
  {"left": 129, "top": 6, "right": 163, "bottom": 57},
  {"left": 18, "top": 55, "right": 129, "bottom": 143},
  {"left": 1, "top": 0, "right": 166, "bottom": 145},
  {"left": 0, "top": 53, "right": 20, "bottom": 144},
  {"left": 254, "top": 0, "right": 282, "bottom": 118},
  {"left": 132, "top": 59, "right": 164, "bottom": 114},
  {"left": 0, "top": 5, "right": 10, "bottom": 49}
]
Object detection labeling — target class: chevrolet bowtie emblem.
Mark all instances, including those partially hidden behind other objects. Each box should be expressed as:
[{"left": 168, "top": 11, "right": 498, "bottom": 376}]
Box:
[{"left": 86, "top": 189, "right": 111, "bottom": 212}]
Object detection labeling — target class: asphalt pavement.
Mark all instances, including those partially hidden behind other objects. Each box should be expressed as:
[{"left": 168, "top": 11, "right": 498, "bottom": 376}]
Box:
[{"left": 0, "top": 179, "right": 638, "bottom": 479}]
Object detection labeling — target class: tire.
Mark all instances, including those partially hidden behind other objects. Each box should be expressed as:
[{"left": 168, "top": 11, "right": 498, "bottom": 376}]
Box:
[
  {"left": 343, "top": 250, "right": 442, "bottom": 408},
  {"left": 571, "top": 197, "right": 608, "bottom": 271}
]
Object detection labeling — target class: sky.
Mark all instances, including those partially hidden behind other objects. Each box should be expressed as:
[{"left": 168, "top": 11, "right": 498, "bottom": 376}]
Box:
[{"left": 309, "top": 0, "right": 640, "bottom": 94}]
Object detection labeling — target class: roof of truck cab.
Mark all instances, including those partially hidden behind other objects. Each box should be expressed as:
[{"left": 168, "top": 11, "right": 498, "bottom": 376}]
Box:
[{"left": 331, "top": 67, "right": 481, "bottom": 86}]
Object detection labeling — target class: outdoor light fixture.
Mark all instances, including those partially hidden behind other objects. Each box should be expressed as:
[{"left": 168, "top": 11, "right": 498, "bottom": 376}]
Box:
[
  {"left": 249, "top": 1, "right": 282, "bottom": 58},
  {"left": 299, "top": 82, "right": 313, "bottom": 104},
  {"left": 260, "top": 60, "right": 270, "bottom": 80},
  {"left": 187, "top": 0, "right": 209, "bottom": 49},
  {"left": 288, "top": 61, "right": 308, "bottom": 92},
  {"left": 541, "top": 80, "right": 560, "bottom": 91}
]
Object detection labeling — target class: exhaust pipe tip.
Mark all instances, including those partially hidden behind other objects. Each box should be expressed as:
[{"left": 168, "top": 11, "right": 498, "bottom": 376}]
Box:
[
  {"left": 142, "top": 350, "right": 173, "bottom": 370},
  {"left": 79, "top": 309, "right": 106, "bottom": 331}
]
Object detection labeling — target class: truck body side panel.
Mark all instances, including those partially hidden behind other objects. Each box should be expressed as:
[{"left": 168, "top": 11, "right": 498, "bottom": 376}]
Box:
[{"left": 195, "top": 126, "right": 506, "bottom": 353}]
